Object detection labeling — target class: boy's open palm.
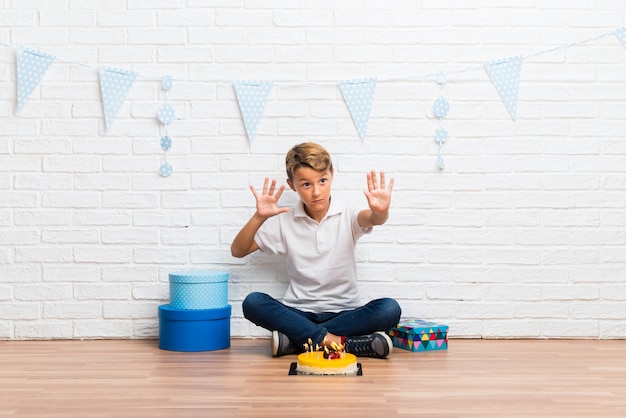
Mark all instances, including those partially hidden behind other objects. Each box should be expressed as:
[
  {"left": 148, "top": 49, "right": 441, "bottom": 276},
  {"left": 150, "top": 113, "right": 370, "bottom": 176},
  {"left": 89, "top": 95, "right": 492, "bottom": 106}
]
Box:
[
  {"left": 250, "top": 178, "right": 290, "bottom": 218},
  {"left": 364, "top": 170, "right": 394, "bottom": 213}
]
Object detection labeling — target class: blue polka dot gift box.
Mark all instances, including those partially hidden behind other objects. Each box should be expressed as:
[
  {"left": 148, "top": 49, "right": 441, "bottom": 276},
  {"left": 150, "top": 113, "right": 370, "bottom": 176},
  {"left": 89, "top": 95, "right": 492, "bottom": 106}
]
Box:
[
  {"left": 169, "top": 270, "right": 229, "bottom": 310},
  {"left": 388, "top": 319, "right": 449, "bottom": 352}
]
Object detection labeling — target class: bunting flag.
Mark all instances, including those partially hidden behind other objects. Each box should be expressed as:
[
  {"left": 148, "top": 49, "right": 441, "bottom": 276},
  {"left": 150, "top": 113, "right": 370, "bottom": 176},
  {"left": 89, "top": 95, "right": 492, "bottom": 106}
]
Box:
[
  {"left": 614, "top": 27, "right": 626, "bottom": 48},
  {"left": 338, "top": 77, "right": 377, "bottom": 141},
  {"left": 98, "top": 66, "right": 138, "bottom": 131},
  {"left": 233, "top": 80, "right": 273, "bottom": 143},
  {"left": 484, "top": 55, "right": 523, "bottom": 121},
  {"left": 16, "top": 47, "right": 56, "bottom": 112}
]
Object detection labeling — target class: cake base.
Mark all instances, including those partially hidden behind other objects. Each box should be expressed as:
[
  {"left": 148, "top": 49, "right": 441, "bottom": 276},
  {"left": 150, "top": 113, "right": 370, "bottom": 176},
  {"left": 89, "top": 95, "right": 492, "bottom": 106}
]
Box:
[{"left": 289, "top": 362, "right": 362, "bottom": 376}]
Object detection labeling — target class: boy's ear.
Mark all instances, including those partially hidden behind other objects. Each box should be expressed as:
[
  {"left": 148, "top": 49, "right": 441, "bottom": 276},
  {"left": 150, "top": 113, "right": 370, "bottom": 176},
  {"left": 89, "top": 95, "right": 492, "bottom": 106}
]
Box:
[{"left": 287, "top": 179, "right": 295, "bottom": 191}]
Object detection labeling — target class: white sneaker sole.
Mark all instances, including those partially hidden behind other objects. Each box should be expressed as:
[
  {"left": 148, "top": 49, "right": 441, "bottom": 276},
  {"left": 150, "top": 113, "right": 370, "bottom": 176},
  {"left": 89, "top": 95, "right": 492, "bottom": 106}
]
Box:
[{"left": 376, "top": 331, "right": 393, "bottom": 357}]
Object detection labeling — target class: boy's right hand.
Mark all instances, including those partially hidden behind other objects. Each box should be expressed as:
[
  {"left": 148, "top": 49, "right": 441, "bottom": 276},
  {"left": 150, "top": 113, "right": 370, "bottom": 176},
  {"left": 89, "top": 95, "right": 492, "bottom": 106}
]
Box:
[{"left": 250, "top": 177, "right": 290, "bottom": 218}]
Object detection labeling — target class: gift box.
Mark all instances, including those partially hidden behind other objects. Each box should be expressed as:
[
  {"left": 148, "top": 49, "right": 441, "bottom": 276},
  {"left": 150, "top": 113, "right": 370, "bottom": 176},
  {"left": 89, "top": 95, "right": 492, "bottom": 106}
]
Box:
[
  {"left": 169, "top": 270, "right": 228, "bottom": 310},
  {"left": 388, "top": 318, "right": 448, "bottom": 352},
  {"left": 158, "top": 304, "right": 231, "bottom": 352}
]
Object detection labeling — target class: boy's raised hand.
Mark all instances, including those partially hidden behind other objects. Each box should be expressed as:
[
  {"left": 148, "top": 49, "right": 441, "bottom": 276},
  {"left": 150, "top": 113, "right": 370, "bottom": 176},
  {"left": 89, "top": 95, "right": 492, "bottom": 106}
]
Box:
[
  {"left": 364, "top": 170, "right": 394, "bottom": 213},
  {"left": 250, "top": 177, "right": 290, "bottom": 218}
]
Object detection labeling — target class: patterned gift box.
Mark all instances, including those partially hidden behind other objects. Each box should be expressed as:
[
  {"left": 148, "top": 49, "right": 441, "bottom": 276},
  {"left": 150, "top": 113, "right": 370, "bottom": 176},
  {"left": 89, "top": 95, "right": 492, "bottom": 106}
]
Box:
[
  {"left": 169, "top": 270, "right": 229, "bottom": 310},
  {"left": 388, "top": 318, "right": 448, "bottom": 352}
]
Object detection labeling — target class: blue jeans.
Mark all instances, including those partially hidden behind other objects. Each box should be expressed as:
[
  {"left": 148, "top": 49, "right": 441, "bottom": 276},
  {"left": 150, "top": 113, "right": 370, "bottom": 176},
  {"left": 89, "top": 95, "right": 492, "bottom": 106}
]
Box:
[{"left": 242, "top": 292, "right": 402, "bottom": 350}]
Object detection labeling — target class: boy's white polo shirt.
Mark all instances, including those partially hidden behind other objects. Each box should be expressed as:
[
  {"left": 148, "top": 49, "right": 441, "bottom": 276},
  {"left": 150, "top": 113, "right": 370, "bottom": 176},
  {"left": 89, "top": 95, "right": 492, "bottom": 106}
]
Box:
[{"left": 254, "top": 196, "right": 371, "bottom": 313}]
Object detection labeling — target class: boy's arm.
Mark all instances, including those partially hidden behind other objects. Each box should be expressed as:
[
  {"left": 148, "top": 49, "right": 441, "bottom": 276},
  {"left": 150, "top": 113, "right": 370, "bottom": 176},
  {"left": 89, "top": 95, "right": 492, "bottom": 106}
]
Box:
[
  {"left": 358, "top": 207, "right": 389, "bottom": 229},
  {"left": 230, "top": 177, "right": 289, "bottom": 258},
  {"left": 230, "top": 213, "right": 264, "bottom": 258},
  {"left": 358, "top": 170, "right": 394, "bottom": 229}
]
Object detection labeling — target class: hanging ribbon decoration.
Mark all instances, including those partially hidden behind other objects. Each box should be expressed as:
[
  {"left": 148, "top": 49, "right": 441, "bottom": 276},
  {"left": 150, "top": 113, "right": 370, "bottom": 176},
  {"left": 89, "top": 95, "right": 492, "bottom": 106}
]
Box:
[
  {"left": 158, "top": 76, "right": 175, "bottom": 177},
  {"left": 433, "top": 72, "right": 450, "bottom": 170}
]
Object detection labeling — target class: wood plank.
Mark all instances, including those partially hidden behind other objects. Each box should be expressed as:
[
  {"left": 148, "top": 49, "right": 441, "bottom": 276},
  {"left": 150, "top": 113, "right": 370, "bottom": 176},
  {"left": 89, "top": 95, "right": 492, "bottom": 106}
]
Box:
[{"left": 0, "top": 339, "right": 625, "bottom": 417}]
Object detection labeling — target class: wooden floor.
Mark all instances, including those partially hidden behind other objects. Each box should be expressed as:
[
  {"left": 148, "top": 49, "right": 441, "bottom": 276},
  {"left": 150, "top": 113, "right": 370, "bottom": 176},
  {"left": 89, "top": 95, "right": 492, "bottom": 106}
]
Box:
[{"left": 1, "top": 339, "right": 625, "bottom": 417}]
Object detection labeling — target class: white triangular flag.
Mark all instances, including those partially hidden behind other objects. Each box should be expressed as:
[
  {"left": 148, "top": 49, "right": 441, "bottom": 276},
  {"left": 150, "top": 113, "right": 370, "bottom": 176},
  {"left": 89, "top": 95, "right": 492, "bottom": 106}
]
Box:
[
  {"left": 338, "top": 77, "right": 377, "bottom": 141},
  {"left": 484, "top": 55, "right": 523, "bottom": 121},
  {"left": 16, "top": 47, "right": 56, "bottom": 112},
  {"left": 98, "top": 66, "right": 138, "bottom": 131},
  {"left": 614, "top": 27, "right": 626, "bottom": 48},
  {"left": 233, "top": 80, "right": 273, "bottom": 143}
]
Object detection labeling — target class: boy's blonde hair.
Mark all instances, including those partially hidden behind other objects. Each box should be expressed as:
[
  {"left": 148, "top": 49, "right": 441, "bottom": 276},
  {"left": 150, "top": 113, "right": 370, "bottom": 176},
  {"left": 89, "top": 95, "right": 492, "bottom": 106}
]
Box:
[{"left": 285, "top": 142, "right": 333, "bottom": 181}]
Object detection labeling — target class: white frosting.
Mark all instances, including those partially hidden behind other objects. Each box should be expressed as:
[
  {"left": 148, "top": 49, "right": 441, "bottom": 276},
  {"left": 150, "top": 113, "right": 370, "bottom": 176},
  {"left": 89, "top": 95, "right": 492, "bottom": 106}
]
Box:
[{"left": 296, "top": 362, "right": 359, "bottom": 375}]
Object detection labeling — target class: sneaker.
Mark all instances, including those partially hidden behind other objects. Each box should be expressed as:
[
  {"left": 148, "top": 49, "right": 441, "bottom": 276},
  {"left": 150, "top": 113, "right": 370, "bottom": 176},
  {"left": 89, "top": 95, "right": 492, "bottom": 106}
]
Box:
[
  {"left": 345, "top": 331, "right": 393, "bottom": 359},
  {"left": 271, "top": 330, "right": 299, "bottom": 357}
]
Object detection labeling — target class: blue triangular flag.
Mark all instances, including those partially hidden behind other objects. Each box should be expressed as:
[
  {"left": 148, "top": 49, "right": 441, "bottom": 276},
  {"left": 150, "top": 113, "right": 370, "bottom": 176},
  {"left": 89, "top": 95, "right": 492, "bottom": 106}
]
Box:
[
  {"left": 484, "top": 55, "right": 523, "bottom": 121},
  {"left": 16, "top": 47, "right": 56, "bottom": 112},
  {"left": 233, "top": 80, "right": 273, "bottom": 143},
  {"left": 615, "top": 27, "right": 626, "bottom": 48},
  {"left": 338, "top": 77, "right": 377, "bottom": 141},
  {"left": 98, "top": 66, "right": 138, "bottom": 131}
]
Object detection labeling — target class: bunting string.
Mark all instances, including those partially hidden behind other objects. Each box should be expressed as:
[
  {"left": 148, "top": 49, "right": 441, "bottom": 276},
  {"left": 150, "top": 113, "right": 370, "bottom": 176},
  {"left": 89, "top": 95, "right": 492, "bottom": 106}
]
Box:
[
  {"left": 1, "top": 29, "right": 618, "bottom": 87},
  {"left": 1, "top": 28, "right": 624, "bottom": 144}
]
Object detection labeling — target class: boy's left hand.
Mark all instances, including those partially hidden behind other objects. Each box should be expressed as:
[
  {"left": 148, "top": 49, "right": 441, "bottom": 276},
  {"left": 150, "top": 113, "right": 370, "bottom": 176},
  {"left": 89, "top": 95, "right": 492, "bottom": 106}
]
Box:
[{"left": 364, "top": 170, "right": 394, "bottom": 213}]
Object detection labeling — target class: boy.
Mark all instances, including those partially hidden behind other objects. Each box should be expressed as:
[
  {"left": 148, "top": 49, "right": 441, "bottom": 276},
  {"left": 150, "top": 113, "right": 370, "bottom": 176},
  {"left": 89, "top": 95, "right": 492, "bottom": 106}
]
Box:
[{"left": 231, "top": 142, "right": 401, "bottom": 358}]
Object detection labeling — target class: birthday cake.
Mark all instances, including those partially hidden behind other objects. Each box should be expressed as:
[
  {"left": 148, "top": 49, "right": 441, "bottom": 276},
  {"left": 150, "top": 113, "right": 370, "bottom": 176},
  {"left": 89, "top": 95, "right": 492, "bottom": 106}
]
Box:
[{"left": 295, "top": 339, "right": 358, "bottom": 375}]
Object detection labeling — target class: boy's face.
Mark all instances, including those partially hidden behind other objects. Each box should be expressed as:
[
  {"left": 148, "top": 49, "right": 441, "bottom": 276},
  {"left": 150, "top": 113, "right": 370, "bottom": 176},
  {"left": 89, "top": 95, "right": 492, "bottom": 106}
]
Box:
[{"left": 287, "top": 167, "right": 333, "bottom": 219}]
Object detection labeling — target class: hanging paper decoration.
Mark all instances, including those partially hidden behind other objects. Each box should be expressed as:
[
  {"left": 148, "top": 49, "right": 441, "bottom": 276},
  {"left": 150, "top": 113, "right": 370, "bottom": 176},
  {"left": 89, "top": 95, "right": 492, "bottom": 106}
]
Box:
[
  {"left": 614, "top": 27, "right": 626, "bottom": 48},
  {"left": 338, "top": 77, "right": 377, "bottom": 141},
  {"left": 484, "top": 55, "right": 523, "bottom": 121},
  {"left": 157, "top": 76, "right": 175, "bottom": 177},
  {"left": 15, "top": 47, "right": 56, "bottom": 112},
  {"left": 233, "top": 80, "right": 273, "bottom": 144},
  {"left": 433, "top": 72, "right": 450, "bottom": 170},
  {"left": 98, "top": 66, "right": 138, "bottom": 131},
  {"left": 6, "top": 27, "right": 626, "bottom": 151}
]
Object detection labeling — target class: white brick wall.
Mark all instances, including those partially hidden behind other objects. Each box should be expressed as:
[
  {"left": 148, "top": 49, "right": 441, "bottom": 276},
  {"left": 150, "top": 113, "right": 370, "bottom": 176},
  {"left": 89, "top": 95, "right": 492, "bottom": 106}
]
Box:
[{"left": 1, "top": 2, "right": 625, "bottom": 340}]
